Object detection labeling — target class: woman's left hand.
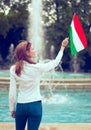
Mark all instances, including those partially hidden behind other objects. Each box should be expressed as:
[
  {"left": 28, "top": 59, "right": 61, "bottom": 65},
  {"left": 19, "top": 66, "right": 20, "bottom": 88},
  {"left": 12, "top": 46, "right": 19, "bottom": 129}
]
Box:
[{"left": 11, "top": 111, "right": 16, "bottom": 118}]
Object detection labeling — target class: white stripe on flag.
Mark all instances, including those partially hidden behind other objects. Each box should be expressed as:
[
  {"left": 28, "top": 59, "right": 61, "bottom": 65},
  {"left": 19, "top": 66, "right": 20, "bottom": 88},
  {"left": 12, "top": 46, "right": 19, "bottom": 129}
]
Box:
[{"left": 71, "top": 21, "right": 85, "bottom": 52}]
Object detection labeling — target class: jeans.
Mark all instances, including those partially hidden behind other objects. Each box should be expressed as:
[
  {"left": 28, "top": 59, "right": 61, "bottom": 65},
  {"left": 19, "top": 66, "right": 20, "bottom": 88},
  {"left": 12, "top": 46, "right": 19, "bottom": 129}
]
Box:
[{"left": 15, "top": 101, "right": 42, "bottom": 130}]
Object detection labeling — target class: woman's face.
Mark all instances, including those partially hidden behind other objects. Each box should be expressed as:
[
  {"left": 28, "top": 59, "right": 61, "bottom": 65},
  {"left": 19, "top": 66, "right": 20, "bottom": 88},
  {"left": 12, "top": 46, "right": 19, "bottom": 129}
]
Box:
[{"left": 26, "top": 45, "right": 36, "bottom": 58}]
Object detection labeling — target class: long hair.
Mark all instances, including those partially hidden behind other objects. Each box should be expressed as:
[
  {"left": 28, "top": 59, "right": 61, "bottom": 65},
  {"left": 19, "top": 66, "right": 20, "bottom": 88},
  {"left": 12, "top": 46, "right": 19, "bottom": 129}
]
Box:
[{"left": 15, "top": 40, "right": 35, "bottom": 76}]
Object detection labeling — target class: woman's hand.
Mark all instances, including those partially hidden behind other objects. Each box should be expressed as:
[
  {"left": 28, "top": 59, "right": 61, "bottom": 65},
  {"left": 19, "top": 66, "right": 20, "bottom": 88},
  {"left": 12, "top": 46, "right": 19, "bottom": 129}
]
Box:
[
  {"left": 62, "top": 37, "right": 69, "bottom": 47},
  {"left": 11, "top": 111, "right": 16, "bottom": 118},
  {"left": 60, "top": 37, "right": 69, "bottom": 51}
]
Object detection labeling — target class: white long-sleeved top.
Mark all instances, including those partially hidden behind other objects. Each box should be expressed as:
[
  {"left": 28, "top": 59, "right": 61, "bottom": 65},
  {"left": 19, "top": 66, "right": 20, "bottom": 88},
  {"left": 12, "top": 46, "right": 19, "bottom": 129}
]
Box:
[{"left": 9, "top": 50, "right": 63, "bottom": 111}]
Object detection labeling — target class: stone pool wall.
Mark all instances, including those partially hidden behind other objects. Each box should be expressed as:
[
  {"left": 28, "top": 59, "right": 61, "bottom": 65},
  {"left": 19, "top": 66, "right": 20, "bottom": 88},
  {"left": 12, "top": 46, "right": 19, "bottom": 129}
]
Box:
[{"left": 0, "top": 77, "right": 91, "bottom": 89}]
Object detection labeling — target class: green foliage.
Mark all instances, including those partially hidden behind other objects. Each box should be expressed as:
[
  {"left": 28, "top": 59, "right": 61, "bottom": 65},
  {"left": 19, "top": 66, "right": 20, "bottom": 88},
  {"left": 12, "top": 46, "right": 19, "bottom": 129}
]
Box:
[
  {"left": 0, "top": 13, "right": 9, "bottom": 36},
  {"left": 0, "top": 0, "right": 30, "bottom": 62},
  {"left": 7, "top": 3, "right": 29, "bottom": 30}
]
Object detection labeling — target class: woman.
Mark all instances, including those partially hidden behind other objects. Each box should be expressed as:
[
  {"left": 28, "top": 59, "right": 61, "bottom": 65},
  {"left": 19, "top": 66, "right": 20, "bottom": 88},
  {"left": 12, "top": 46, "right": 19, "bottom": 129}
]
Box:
[{"left": 9, "top": 38, "right": 68, "bottom": 130}]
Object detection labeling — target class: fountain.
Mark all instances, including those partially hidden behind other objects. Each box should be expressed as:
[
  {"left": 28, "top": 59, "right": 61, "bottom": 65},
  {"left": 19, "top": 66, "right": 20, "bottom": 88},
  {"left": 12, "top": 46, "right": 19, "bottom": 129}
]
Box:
[
  {"left": 7, "top": 43, "right": 15, "bottom": 64},
  {"left": 50, "top": 45, "right": 55, "bottom": 59},
  {"left": 27, "top": 0, "right": 44, "bottom": 61},
  {"left": 71, "top": 55, "right": 80, "bottom": 72}
]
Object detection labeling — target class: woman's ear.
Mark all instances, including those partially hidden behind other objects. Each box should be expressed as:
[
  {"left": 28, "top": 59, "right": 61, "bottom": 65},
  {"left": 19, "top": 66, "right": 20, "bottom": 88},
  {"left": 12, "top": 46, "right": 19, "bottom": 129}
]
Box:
[{"left": 26, "top": 50, "right": 31, "bottom": 58}]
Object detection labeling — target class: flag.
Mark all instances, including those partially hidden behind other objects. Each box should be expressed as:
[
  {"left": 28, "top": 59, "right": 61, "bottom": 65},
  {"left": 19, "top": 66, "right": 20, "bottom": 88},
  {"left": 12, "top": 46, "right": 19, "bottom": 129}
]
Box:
[{"left": 69, "top": 13, "right": 87, "bottom": 56}]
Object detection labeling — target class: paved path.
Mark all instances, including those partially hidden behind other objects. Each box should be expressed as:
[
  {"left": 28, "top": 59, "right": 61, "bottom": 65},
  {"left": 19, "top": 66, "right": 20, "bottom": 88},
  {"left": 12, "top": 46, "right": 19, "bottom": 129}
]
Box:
[{"left": 0, "top": 123, "right": 91, "bottom": 130}]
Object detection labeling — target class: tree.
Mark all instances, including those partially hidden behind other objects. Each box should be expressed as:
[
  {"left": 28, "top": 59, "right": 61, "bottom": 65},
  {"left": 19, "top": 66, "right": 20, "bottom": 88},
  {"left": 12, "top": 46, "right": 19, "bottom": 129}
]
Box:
[{"left": 0, "top": 0, "right": 30, "bottom": 60}]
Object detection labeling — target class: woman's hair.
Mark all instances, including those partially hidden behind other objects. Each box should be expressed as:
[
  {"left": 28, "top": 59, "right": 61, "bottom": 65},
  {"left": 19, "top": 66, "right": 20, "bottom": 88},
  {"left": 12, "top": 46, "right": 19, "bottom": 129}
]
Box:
[{"left": 15, "top": 40, "right": 35, "bottom": 76}]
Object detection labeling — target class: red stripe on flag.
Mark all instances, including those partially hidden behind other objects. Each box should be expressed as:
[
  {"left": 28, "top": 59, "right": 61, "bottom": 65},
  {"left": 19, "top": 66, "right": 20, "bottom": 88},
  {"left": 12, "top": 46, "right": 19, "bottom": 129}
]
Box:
[{"left": 73, "top": 13, "right": 87, "bottom": 48}]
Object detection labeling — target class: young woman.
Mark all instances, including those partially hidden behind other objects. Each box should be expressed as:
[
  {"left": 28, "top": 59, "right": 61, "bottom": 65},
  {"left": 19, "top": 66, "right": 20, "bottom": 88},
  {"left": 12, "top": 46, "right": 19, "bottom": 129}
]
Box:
[{"left": 9, "top": 38, "right": 68, "bottom": 130}]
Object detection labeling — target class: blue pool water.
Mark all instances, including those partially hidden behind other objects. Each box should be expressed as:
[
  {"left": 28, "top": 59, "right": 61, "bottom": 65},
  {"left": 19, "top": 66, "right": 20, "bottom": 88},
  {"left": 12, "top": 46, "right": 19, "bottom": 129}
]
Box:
[{"left": 0, "top": 87, "right": 91, "bottom": 123}]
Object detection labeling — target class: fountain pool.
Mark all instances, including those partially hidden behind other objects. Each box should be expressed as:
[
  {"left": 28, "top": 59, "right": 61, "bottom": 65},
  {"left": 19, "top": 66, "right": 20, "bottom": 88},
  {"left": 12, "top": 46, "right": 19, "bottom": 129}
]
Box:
[
  {"left": 0, "top": 87, "right": 91, "bottom": 123},
  {"left": 0, "top": 70, "right": 91, "bottom": 122}
]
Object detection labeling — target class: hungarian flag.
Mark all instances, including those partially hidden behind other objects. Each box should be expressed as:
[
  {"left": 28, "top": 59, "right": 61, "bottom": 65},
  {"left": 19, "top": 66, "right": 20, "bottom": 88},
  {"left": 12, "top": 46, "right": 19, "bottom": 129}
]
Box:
[{"left": 69, "top": 13, "right": 87, "bottom": 56}]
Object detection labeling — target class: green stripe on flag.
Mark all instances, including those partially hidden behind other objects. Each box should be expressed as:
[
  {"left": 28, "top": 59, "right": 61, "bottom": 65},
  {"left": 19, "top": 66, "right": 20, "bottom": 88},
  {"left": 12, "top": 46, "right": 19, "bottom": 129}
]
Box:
[{"left": 69, "top": 27, "right": 77, "bottom": 56}]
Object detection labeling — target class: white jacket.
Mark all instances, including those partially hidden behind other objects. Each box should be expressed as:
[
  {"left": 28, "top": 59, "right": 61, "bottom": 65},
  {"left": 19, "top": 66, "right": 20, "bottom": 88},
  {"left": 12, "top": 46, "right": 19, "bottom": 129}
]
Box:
[{"left": 9, "top": 51, "right": 63, "bottom": 111}]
